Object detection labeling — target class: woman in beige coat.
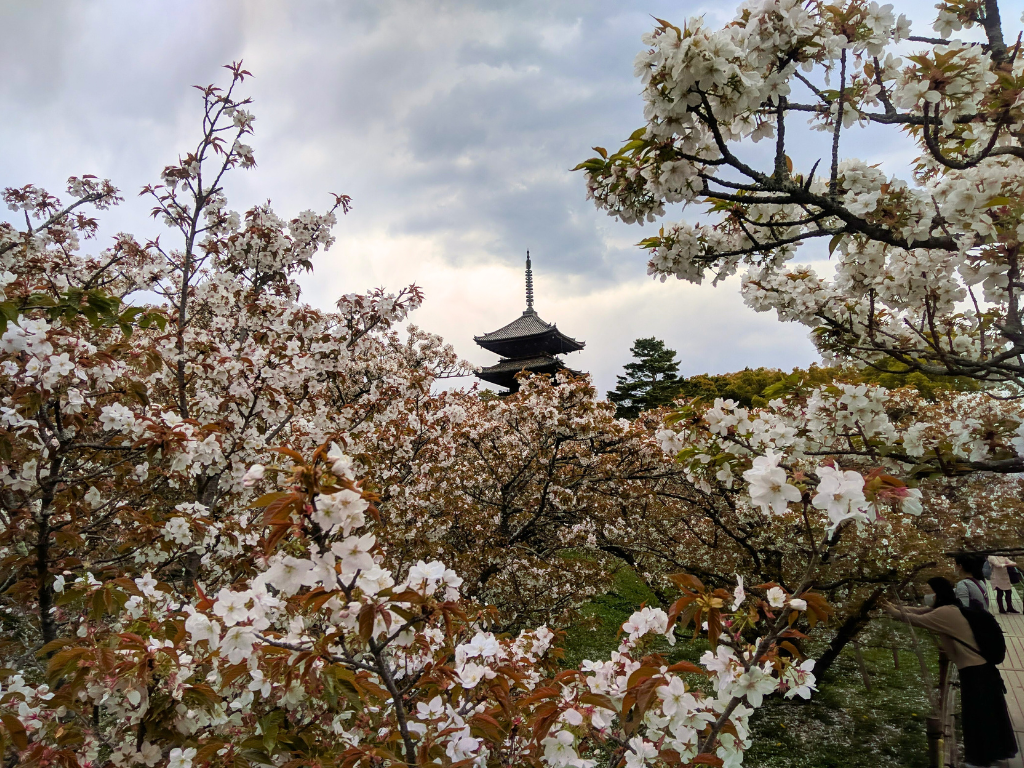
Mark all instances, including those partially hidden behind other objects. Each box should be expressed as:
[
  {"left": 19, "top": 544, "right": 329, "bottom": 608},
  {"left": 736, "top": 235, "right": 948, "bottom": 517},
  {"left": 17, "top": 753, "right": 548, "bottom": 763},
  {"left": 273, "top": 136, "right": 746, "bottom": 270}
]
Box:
[{"left": 883, "top": 577, "right": 1017, "bottom": 768}]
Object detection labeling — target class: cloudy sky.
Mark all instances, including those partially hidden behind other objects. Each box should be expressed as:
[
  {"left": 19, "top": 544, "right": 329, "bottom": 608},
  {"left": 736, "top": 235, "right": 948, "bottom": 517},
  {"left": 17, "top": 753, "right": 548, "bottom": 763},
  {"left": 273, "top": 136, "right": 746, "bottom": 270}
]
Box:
[{"left": 0, "top": 0, "right": 947, "bottom": 395}]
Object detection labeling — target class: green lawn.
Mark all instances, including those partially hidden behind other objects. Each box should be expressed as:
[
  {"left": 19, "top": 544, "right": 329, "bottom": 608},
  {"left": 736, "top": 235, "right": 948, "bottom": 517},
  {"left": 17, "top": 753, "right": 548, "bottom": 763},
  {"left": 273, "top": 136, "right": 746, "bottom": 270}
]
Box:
[{"left": 561, "top": 567, "right": 939, "bottom": 768}]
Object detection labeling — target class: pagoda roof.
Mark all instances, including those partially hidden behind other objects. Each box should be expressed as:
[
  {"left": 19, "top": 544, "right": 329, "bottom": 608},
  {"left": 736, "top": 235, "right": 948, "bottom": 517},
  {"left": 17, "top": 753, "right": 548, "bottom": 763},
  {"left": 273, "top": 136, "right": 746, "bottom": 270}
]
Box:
[
  {"left": 474, "top": 310, "right": 585, "bottom": 357},
  {"left": 476, "top": 354, "right": 576, "bottom": 391},
  {"left": 473, "top": 252, "right": 586, "bottom": 391}
]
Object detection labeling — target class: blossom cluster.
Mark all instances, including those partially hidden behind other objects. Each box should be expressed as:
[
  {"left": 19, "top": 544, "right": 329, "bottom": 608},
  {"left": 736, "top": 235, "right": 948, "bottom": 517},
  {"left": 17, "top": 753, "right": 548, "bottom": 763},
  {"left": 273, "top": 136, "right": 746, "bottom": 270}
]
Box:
[{"left": 579, "top": 0, "right": 1024, "bottom": 393}]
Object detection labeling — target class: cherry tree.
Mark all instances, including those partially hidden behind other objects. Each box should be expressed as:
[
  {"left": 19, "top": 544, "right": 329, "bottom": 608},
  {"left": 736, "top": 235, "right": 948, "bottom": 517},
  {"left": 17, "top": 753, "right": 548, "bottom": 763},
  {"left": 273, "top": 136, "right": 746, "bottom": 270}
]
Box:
[
  {"left": 0, "top": 63, "right": 836, "bottom": 768},
  {"left": 579, "top": 0, "right": 1024, "bottom": 465},
  {"left": 573, "top": 0, "right": 1024, "bottom": 737},
  {"left": 372, "top": 374, "right": 685, "bottom": 630}
]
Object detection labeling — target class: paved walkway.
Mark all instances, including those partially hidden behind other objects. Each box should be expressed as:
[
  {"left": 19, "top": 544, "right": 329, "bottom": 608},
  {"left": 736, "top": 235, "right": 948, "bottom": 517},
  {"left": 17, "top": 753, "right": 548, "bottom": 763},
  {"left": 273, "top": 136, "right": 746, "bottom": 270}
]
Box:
[{"left": 998, "top": 611, "right": 1024, "bottom": 768}]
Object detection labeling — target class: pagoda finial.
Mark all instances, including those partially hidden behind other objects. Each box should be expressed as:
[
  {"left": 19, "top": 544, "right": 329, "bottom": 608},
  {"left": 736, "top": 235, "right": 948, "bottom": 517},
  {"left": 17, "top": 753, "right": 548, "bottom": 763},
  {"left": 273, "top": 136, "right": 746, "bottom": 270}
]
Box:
[{"left": 525, "top": 250, "right": 534, "bottom": 312}]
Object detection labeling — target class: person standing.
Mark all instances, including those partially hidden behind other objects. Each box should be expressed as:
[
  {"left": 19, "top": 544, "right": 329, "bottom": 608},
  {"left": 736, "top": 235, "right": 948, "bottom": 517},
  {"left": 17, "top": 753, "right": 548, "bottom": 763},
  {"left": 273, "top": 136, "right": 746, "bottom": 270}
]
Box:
[
  {"left": 883, "top": 577, "right": 1017, "bottom": 767},
  {"left": 955, "top": 553, "right": 991, "bottom": 612},
  {"left": 988, "top": 555, "right": 1020, "bottom": 614}
]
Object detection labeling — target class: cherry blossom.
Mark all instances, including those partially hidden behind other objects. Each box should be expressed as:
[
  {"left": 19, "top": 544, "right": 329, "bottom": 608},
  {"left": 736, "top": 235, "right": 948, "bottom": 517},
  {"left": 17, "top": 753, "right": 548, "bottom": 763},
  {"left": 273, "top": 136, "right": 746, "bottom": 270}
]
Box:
[{"left": 742, "top": 451, "right": 802, "bottom": 514}]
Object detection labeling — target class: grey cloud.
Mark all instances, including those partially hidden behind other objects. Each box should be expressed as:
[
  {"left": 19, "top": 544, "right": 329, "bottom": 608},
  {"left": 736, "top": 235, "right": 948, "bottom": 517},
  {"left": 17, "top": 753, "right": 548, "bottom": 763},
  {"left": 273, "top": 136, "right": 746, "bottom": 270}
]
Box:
[
  {"left": 0, "top": 0, "right": 826, "bottom": 394},
  {"left": 230, "top": 0, "right": 710, "bottom": 287}
]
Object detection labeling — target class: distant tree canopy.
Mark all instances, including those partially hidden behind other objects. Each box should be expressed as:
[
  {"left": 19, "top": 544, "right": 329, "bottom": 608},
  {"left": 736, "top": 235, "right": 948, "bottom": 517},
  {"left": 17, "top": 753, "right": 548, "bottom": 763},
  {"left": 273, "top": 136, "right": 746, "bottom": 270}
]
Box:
[
  {"left": 606, "top": 337, "right": 681, "bottom": 418},
  {"left": 676, "top": 367, "right": 787, "bottom": 409},
  {"left": 607, "top": 337, "right": 790, "bottom": 417},
  {"left": 609, "top": 338, "right": 984, "bottom": 419}
]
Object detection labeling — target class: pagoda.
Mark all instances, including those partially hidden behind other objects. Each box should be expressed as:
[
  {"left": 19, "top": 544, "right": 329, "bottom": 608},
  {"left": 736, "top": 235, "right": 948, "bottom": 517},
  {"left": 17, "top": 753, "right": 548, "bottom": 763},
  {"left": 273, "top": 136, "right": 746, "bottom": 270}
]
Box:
[{"left": 474, "top": 252, "right": 585, "bottom": 392}]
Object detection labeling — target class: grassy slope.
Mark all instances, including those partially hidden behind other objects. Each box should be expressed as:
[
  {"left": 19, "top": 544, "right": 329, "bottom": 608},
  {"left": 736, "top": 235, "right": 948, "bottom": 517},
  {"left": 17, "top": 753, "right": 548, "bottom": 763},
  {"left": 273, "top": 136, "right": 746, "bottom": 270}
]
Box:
[{"left": 561, "top": 566, "right": 938, "bottom": 768}]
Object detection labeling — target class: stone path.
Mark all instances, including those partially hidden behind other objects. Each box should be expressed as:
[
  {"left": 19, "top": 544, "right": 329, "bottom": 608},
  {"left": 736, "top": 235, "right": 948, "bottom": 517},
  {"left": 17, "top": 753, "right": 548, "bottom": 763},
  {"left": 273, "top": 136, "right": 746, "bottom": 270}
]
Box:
[{"left": 998, "top": 611, "right": 1024, "bottom": 768}]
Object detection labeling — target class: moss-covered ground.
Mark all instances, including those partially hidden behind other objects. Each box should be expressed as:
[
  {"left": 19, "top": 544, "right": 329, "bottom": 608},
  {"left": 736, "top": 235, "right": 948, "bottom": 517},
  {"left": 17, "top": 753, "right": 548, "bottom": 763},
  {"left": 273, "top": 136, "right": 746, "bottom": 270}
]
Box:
[{"left": 561, "top": 566, "right": 942, "bottom": 768}]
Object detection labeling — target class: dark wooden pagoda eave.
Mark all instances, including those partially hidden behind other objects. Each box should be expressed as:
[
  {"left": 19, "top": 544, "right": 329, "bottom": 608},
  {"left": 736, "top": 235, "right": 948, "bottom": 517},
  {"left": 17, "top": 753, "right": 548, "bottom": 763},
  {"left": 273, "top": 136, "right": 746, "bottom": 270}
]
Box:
[
  {"left": 474, "top": 327, "right": 585, "bottom": 358},
  {"left": 476, "top": 355, "right": 567, "bottom": 391}
]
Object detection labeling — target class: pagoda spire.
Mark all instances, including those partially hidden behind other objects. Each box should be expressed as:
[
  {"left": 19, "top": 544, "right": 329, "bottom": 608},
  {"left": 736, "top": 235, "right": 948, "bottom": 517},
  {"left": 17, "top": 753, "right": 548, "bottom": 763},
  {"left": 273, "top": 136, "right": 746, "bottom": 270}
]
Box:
[
  {"left": 473, "top": 251, "right": 585, "bottom": 392},
  {"left": 525, "top": 250, "right": 534, "bottom": 312}
]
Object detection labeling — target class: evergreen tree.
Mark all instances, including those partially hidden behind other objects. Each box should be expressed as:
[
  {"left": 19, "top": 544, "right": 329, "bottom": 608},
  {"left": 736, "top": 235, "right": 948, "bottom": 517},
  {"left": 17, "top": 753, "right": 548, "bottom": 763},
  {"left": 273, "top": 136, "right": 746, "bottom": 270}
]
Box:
[{"left": 607, "top": 337, "right": 681, "bottom": 418}]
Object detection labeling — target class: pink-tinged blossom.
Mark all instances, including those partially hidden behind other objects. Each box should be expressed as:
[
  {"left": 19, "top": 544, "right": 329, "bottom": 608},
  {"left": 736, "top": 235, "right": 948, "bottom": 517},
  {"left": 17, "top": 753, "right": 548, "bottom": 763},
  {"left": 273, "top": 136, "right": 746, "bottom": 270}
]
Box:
[
  {"left": 327, "top": 443, "right": 356, "bottom": 479},
  {"left": 99, "top": 403, "right": 136, "bottom": 432},
  {"left": 220, "top": 626, "right": 256, "bottom": 665},
  {"left": 241, "top": 464, "right": 264, "bottom": 487},
  {"left": 727, "top": 666, "right": 778, "bottom": 708},
  {"left": 356, "top": 564, "right": 394, "bottom": 596},
  {"left": 265, "top": 555, "right": 317, "bottom": 596},
  {"left": 134, "top": 573, "right": 158, "bottom": 597},
  {"left": 657, "top": 676, "right": 697, "bottom": 717},
  {"left": 445, "top": 729, "right": 481, "bottom": 762},
  {"left": 782, "top": 659, "right": 817, "bottom": 699},
  {"left": 732, "top": 574, "right": 745, "bottom": 610},
  {"left": 407, "top": 559, "right": 450, "bottom": 595},
  {"left": 812, "top": 465, "right": 872, "bottom": 529},
  {"left": 901, "top": 488, "right": 924, "bottom": 516},
  {"left": 212, "top": 588, "right": 250, "bottom": 626},
  {"left": 415, "top": 695, "right": 444, "bottom": 721},
  {"left": 47, "top": 352, "right": 74, "bottom": 378},
  {"left": 167, "top": 747, "right": 196, "bottom": 768},
  {"left": 162, "top": 517, "right": 191, "bottom": 545},
  {"left": 331, "top": 533, "right": 376, "bottom": 576},
  {"left": 701, "top": 646, "right": 739, "bottom": 692},
  {"left": 456, "top": 662, "right": 493, "bottom": 689},
  {"left": 313, "top": 488, "right": 368, "bottom": 535},
  {"left": 656, "top": 428, "right": 685, "bottom": 454},
  {"left": 624, "top": 736, "right": 658, "bottom": 768},
  {"left": 562, "top": 708, "right": 584, "bottom": 726},
  {"left": 742, "top": 451, "right": 801, "bottom": 514},
  {"left": 461, "top": 631, "right": 501, "bottom": 660},
  {"left": 766, "top": 587, "right": 786, "bottom": 608},
  {"left": 184, "top": 612, "right": 220, "bottom": 648},
  {"left": 542, "top": 730, "right": 594, "bottom": 768},
  {"left": 621, "top": 606, "right": 674, "bottom": 647}
]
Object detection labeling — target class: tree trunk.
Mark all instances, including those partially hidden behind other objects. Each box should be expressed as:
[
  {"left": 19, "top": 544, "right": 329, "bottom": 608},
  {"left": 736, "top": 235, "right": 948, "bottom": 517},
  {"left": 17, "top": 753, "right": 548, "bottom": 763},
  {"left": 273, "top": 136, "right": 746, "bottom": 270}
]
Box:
[
  {"left": 183, "top": 473, "right": 221, "bottom": 592},
  {"left": 812, "top": 589, "right": 882, "bottom": 681},
  {"left": 812, "top": 562, "right": 935, "bottom": 682},
  {"left": 36, "top": 513, "right": 56, "bottom": 647}
]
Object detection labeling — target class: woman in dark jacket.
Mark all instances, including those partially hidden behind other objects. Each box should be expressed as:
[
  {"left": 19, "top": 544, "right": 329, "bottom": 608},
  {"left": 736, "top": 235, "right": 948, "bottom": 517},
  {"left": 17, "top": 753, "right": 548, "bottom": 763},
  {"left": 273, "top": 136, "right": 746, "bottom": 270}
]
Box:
[{"left": 883, "top": 577, "right": 1017, "bottom": 767}]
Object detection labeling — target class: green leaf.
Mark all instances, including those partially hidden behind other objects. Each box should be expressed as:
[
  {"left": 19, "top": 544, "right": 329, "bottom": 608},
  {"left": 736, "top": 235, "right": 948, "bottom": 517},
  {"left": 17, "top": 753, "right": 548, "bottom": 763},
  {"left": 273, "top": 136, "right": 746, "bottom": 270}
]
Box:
[{"left": 984, "top": 196, "right": 1013, "bottom": 208}]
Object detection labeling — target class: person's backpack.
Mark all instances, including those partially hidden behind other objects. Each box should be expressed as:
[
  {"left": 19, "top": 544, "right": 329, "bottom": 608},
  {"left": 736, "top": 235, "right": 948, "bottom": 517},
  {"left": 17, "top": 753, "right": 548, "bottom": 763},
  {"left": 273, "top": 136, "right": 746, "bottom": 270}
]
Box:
[
  {"left": 965, "top": 578, "right": 989, "bottom": 611},
  {"left": 957, "top": 605, "right": 1007, "bottom": 666}
]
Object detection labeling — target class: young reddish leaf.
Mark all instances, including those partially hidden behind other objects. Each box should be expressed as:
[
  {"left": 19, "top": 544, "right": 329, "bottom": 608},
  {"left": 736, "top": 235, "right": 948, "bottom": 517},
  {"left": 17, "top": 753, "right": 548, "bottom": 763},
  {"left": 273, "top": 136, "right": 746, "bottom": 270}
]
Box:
[
  {"left": 666, "top": 660, "right": 707, "bottom": 676},
  {"left": 261, "top": 493, "right": 300, "bottom": 526},
  {"left": 668, "top": 573, "right": 704, "bottom": 591},
  {"left": 579, "top": 692, "right": 618, "bottom": 710},
  {"left": 0, "top": 714, "right": 28, "bottom": 751},
  {"left": 519, "top": 686, "right": 560, "bottom": 706},
  {"left": 691, "top": 754, "right": 725, "bottom": 766},
  {"left": 248, "top": 491, "right": 288, "bottom": 509},
  {"left": 357, "top": 604, "right": 376, "bottom": 643}
]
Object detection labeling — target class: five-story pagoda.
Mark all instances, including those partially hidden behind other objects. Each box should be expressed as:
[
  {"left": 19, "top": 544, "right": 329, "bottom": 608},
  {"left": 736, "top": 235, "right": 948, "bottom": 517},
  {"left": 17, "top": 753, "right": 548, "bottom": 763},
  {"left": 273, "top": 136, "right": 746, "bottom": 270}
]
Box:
[{"left": 474, "top": 252, "right": 585, "bottom": 392}]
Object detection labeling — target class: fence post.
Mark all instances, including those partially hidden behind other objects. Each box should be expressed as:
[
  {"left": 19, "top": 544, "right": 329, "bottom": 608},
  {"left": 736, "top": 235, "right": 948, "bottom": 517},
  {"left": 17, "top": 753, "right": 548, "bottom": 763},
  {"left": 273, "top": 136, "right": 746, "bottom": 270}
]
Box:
[{"left": 852, "top": 637, "right": 871, "bottom": 691}]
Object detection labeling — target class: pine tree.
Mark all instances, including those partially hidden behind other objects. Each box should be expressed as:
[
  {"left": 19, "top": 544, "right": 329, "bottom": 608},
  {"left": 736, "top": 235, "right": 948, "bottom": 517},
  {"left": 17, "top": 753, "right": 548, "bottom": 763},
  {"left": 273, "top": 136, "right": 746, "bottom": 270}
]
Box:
[{"left": 607, "top": 337, "right": 681, "bottom": 419}]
